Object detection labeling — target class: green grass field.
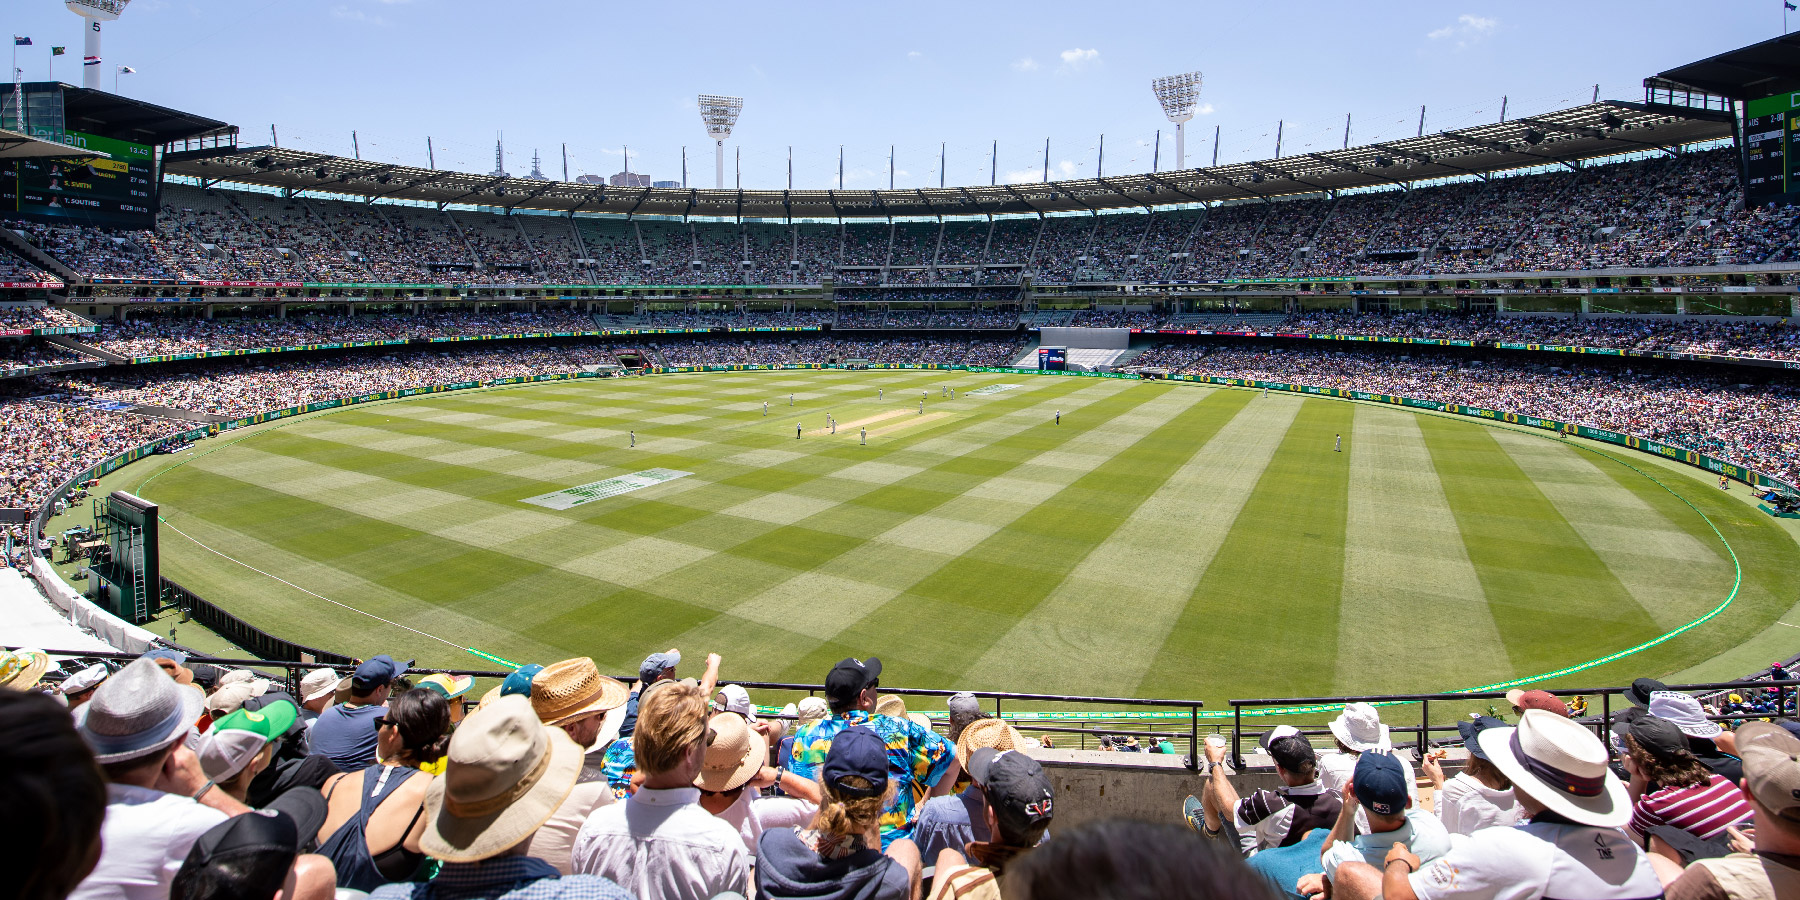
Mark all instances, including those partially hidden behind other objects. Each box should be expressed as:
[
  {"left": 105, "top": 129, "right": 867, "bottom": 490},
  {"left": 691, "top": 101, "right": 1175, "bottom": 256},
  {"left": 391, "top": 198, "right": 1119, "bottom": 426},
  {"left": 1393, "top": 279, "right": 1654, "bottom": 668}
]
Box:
[{"left": 99, "top": 370, "right": 1800, "bottom": 707}]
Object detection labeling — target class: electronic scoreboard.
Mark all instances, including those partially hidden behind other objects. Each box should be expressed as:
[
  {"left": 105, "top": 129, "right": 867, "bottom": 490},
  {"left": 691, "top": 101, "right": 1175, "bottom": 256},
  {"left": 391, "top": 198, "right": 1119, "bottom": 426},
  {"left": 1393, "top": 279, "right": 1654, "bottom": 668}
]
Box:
[
  {"left": 1744, "top": 90, "right": 1800, "bottom": 206},
  {"left": 3, "top": 130, "right": 159, "bottom": 229}
]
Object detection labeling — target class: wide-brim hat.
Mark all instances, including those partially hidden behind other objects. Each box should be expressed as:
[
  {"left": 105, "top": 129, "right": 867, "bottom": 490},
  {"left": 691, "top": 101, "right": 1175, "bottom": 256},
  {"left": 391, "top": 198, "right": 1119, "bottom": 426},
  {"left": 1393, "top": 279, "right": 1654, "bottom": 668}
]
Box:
[
  {"left": 1479, "top": 709, "right": 1630, "bottom": 828},
  {"left": 1328, "top": 702, "right": 1391, "bottom": 753},
  {"left": 78, "top": 657, "right": 207, "bottom": 764},
  {"left": 956, "top": 717, "right": 1024, "bottom": 773},
  {"left": 421, "top": 695, "right": 583, "bottom": 863},
  {"left": 0, "top": 648, "right": 51, "bottom": 691},
  {"left": 696, "top": 712, "right": 765, "bottom": 793},
  {"left": 300, "top": 668, "right": 342, "bottom": 703},
  {"left": 530, "top": 659, "right": 629, "bottom": 727}
]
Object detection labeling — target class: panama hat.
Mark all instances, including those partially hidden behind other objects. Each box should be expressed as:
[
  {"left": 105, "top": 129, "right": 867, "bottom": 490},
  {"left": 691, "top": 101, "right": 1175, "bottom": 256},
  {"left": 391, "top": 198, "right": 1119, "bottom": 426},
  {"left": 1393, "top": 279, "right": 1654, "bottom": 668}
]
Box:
[
  {"left": 0, "top": 648, "right": 51, "bottom": 691},
  {"left": 1479, "top": 708, "right": 1631, "bottom": 828},
  {"left": 422, "top": 695, "right": 583, "bottom": 863},
  {"left": 695, "top": 711, "right": 766, "bottom": 793},
  {"left": 77, "top": 657, "right": 206, "bottom": 764},
  {"left": 530, "top": 658, "right": 629, "bottom": 727},
  {"left": 299, "top": 668, "right": 341, "bottom": 703},
  {"left": 1329, "top": 702, "right": 1392, "bottom": 753},
  {"left": 956, "top": 717, "right": 1025, "bottom": 773}
]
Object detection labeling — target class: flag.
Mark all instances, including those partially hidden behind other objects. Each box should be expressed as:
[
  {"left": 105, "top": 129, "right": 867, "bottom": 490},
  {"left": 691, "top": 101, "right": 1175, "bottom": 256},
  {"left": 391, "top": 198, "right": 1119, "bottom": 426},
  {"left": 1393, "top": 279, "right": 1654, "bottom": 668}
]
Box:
[
  {"left": 1788, "top": 1, "right": 1797, "bottom": 10},
  {"left": 13, "top": 36, "right": 31, "bottom": 46},
  {"left": 118, "top": 66, "right": 135, "bottom": 74},
  {"left": 52, "top": 47, "right": 65, "bottom": 57}
]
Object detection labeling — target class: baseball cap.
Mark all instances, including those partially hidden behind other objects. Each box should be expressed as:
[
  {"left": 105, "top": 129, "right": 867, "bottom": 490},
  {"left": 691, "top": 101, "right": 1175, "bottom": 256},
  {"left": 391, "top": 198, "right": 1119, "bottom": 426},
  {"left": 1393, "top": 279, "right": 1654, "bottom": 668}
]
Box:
[
  {"left": 299, "top": 667, "right": 341, "bottom": 703},
  {"left": 1506, "top": 690, "right": 1571, "bottom": 717},
  {"left": 1625, "top": 677, "right": 1668, "bottom": 709},
  {"left": 198, "top": 699, "right": 298, "bottom": 782},
  {"left": 171, "top": 810, "right": 298, "bottom": 900},
  {"left": 947, "top": 692, "right": 982, "bottom": 719},
  {"left": 1268, "top": 734, "right": 1316, "bottom": 774},
  {"left": 205, "top": 678, "right": 272, "bottom": 718},
  {"left": 1627, "top": 715, "right": 1692, "bottom": 763},
  {"left": 1352, "top": 750, "right": 1408, "bottom": 816},
  {"left": 140, "top": 648, "right": 188, "bottom": 666},
  {"left": 713, "top": 684, "right": 757, "bottom": 723},
  {"left": 1739, "top": 721, "right": 1800, "bottom": 823},
  {"left": 351, "top": 655, "right": 411, "bottom": 693},
  {"left": 1647, "top": 691, "right": 1724, "bottom": 739},
  {"left": 419, "top": 673, "right": 475, "bottom": 700},
  {"left": 1258, "top": 725, "right": 1300, "bottom": 751},
  {"left": 1457, "top": 716, "right": 1507, "bottom": 761},
  {"left": 820, "top": 726, "right": 889, "bottom": 798},
  {"left": 969, "top": 748, "right": 1055, "bottom": 843},
  {"left": 499, "top": 663, "right": 544, "bottom": 699},
  {"left": 639, "top": 651, "right": 681, "bottom": 684},
  {"left": 824, "top": 657, "right": 882, "bottom": 705}
]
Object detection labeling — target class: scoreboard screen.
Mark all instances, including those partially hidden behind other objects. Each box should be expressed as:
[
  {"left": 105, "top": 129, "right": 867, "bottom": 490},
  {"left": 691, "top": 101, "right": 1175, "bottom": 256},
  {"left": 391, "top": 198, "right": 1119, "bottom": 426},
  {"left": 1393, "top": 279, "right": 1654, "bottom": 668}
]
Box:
[
  {"left": 3, "top": 131, "right": 159, "bottom": 230},
  {"left": 1038, "top": 347, "right": 1067, "bottom": 371},
  {"left": 1744, "top": 91, "right": 1800, "bottom": 206}
]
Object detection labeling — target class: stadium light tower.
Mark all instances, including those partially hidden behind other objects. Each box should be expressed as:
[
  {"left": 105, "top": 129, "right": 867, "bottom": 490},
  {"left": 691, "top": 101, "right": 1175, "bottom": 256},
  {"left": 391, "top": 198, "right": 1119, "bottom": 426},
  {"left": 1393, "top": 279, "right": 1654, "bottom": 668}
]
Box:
[
  {"left": 65, "top": 0, "right": 130, "bottom": 91},
  {"left": 697, "top": 94, "right": 743, "bottom": 190},
  {"left": 1151, "top": 71, "right": 1203, "bottom": 170}
]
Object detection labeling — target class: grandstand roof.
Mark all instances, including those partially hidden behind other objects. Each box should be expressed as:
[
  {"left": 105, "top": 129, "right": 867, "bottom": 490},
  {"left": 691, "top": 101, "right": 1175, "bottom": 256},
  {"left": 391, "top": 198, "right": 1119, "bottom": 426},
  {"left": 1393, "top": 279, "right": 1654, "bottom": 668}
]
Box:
[
  {"left": 0, "top": 128, "right": 109, "bottom": 160},
  {"left": 57, "top": 85, "right": 233, "bottom": 147},
  {"left": 1655, "top": 33, "right": 1800, "bottom": 101},
  {"left": 164, "top": 102, "right": 1730, "bottom": 220}
]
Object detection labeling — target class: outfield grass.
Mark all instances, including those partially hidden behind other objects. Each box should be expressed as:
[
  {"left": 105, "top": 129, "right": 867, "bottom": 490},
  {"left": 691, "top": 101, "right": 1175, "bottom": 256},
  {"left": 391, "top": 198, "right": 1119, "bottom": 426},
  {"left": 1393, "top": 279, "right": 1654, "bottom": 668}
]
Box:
[{"left": 77, "top": 370, "right": 1800, "bottom": 707}]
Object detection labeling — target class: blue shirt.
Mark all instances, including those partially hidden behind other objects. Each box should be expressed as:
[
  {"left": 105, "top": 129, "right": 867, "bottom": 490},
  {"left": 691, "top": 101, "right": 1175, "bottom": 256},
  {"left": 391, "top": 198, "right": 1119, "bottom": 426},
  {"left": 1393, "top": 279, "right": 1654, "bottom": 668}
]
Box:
[
  {"left": 910, "top": 787, "right": 988, "bottom": 863},
  {"left": 1246, "top": 828, "right": 1328, "bottom": 900},
  {"left": 309, "top": 703, "right": 385, "bottom": 771},
  {"left": 370, "top": 855, "right": 635, "bottom": 900},
  {"left": 598, "top": 737, "right": 636, "bottom": 799},
  {"left": 785, "top": 710, "right": 954, "bottom": 847}
]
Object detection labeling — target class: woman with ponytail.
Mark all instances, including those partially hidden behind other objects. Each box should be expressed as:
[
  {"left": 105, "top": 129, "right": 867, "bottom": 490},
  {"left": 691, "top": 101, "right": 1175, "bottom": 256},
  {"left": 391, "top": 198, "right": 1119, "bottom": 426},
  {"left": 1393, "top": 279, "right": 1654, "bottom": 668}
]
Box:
[
  {"left": 757, "top": 726, "right": 922, "bottom": 900},
  {"left": 316, "top": 687, "right": 450, "bottom": 891}
]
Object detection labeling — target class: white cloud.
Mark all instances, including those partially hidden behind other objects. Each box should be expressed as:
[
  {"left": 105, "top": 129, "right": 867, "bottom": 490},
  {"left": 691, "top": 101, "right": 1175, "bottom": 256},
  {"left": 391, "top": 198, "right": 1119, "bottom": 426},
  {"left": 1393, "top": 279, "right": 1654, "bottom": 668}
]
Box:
[
  {"left": 1195, "top": 103, "right": 1216, "bottom": 115},
  {"left": 1059, "top": 47, "right": 1100, "bottom": 69},
  {"left": 1012, "top": 57, "right": 1039, "bottom": 72},
  {"left": 330, "top": 5, "right": 387, "bottom": 25},
  {"left": 1003, "top": 160, "right": 1078, "bottom": 182},
  {"left": 907, "top": 50, "right": 923, "bottom": 58},
  {"left": 1427, "top": 14, "right": 1498, "bottom": 47}
]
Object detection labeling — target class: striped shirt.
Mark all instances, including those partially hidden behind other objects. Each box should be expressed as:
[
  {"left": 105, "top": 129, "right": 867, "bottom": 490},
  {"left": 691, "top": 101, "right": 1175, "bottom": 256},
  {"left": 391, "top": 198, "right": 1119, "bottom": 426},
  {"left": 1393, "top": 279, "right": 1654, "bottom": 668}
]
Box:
[{"left": 1629, "top": 773, "right": 1752, "bottom": 841}]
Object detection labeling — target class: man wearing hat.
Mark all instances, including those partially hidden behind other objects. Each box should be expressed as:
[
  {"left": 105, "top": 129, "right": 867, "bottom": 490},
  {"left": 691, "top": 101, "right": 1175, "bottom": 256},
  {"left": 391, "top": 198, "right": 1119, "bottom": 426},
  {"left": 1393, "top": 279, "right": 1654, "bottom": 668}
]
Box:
[
  {"left": 1302, "top": 751, "right": 1453, "bottom": 899},
  {"left": 785, "top": 656, "right": 958, "bottom": 849},
  {"left": 928, "top": 747, "right": 1055, "bottom": 900},
  {"left": 1332, "top": 709, "right": 1661, "bottom": 900},
  {"left": 518, "top": 657, "right": 630, "bottom": 874},
  {"left": 1506, "top": 689, "right": 1572, "bottom": 718},
  {"left": 71, "top": 658, "right": 260, "bottom": 900},
  {"left": 913, "top": 718, "right": 1033, "bottom": 862},
  {"left": 418, "top": 673, "right": 474, "bottom": 725},
  {"left": 1649, "top": 690, "right": 1744, "bottom": 785},
  {"left": 695, "top": 711, "right": 822, "bottom": 857},
  {"left": 367, "top": 695, "right": 634, "bottom": 900},
  {"left": 310, "top": 654, "right": 408, "bottom": 771},
  {"left": 59, "top": 662, "right": 109, "bottom": 708},
  {"left": 1189, "top": 729, "right": 1343, "bottom": 857},
  {"left": 1662, "top": 721, "right": 1800, "bottom": 899},
  {"left": 140, "top": 648, "right": 195, "bottom": 686},
  {"left": 296, "top": 667, "right": 341, "bottom": 726},
  {"left": 618, "top": 648, "right": 682, "bottom": 741},
  {"left": 169, "top": 810, "right": 338, "bottom": 900},
  {"left": 595, "top": 651, "right": 720, "bottom": 799}
]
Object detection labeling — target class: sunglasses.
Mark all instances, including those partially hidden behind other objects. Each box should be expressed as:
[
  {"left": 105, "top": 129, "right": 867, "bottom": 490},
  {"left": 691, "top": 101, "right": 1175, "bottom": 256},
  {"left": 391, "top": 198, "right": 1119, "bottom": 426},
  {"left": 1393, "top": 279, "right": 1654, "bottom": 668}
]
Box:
[{"left": 375, "top": 716, "right": 393, "bottom": 728}]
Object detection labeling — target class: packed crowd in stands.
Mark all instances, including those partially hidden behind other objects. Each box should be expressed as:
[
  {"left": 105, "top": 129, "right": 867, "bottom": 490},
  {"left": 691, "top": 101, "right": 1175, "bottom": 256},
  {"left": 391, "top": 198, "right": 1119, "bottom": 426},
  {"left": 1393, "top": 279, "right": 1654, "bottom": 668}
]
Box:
[
  {"left": 0, "top": 341, "right": 87, "bottom": 375},
  {"left": 1131, "top": 342, "right": 1800, "bottom": 483},
  {"left": 89, "top": 309, "right": 601, "bottom": 357},
  {"left": 0, "top": 252, "right": 59, "bottom": 284},
  {"left": 1280, "top": 311, "right": 1800, "bottom": 361},
  {"left": 8, "top": 632, "right": 1800, "bottom": 898},
  {"left": 0, "top": 306, "right": 90, "bottom": 332},
  {"left": 0, "top": 398, "right": 186, "bottom": 510},
  {"left": 652, "top": 336, "right": 1027, "bottom": 368},
  {"left": 7, "top": 148, "right": 1795, "bottom": 287}
]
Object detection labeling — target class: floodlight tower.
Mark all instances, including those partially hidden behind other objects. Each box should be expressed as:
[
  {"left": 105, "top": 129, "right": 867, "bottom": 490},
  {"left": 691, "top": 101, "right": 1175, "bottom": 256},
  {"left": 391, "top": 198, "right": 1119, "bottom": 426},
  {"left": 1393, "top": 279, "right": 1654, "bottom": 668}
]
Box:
[
  {"left": 697, "top": 94, "right": 743, "bottom": 190},
  {"left": 65, "top": 0, "right": 131, "bottom": 91},
  {"left": 1151, "top": 71, "right": 1203, "bottom": 170}
]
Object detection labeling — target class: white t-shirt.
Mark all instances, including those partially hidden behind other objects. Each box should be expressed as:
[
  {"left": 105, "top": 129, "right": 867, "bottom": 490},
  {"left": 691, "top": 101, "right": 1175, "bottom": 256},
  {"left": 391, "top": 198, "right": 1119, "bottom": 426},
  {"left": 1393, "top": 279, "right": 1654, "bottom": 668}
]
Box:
[
  {"left": 1435, "top": 772, "right": 1523, "bottom": 836},
  {"left": 570, "top": 785, "right": 750, "bottom": 900},
  {"left": 711, "top": 791, "right": 817, "bottom": 858},
  {"left": 1409, "top": 820, "right": 1662, "bottom": 900},
  {"left": 1318, "top": 750, "right": 1418, "bottom": 834},
  {"left": 1320, "top": 808, "right": 1454, "bottom": 880},
  {"left": 70, "top": 784, "right": 230, "bottom": 900}
]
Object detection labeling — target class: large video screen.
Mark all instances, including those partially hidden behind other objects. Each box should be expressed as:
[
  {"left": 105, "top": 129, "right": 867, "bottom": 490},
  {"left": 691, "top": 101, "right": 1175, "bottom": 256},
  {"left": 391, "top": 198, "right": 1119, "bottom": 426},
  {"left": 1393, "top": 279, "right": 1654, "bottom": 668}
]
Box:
[
  {"left": 1744, "top": 91, "right": 1799, "bottom": 206},
  {"left": 4, "top": 131, "right": 159, "bottom": 230}
]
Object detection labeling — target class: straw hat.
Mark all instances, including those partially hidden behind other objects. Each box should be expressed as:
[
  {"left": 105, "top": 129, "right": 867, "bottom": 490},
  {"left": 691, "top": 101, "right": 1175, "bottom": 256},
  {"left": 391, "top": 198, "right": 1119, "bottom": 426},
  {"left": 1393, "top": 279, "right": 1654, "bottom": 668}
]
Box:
[
  {"left": 955, "top": 717, "right": 1025, "bottom": 773},
  {"left": 421, "top": 695, "right": 583, "bottom": 863},
  {"left": 695, "top": 711, "right": 766, "bottom": 793},
  {"left": 1479, "top": 708, "right": 1631, "bottom": 828},
  {"left": 76, "top": 657, "right": 205, "bottom": 763},
  {"left": 0, "top": 648, "right": 51, "bottom": 691},
  {"left": 529, "top": 658, "right": 629, "bottom": 727},
  {"left": 876, "top": 694, "right": 907, "bottom": 719}
]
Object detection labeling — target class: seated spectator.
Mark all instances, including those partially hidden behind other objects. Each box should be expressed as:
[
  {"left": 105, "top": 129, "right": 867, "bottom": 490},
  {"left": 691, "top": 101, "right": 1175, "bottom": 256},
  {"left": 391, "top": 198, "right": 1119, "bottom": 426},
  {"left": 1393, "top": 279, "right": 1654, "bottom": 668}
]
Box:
[
  {"left": 519, "top": 657, "right": 628, "bottom": 874},
  {"left": 1650, "top": 691, "right": 1744, "bottom": 784},
  {"left": 945, "top": 692, "right": 985, "bottom": 742},
  {"left": 598, "top": 651, "right": 720, "bottom": 798},
  {"left": 786, "top": 656, "right": 958, "bottom": 847},
  {"left": 696, "top": 710, "right": 821, "bottom": 858},
  {"left": 1, "top": 690, "right": 108, "bottom": 900},
  {"left": 1624, "top": 714, "right": 1752, "bottom": 862},
  {"left": 757, "top": 726, "right": 922, "bottom": 900},
  {"left": 310, "top": 654, "right": 409, "bottom": 771},
  {"left": 1318, "top": 703, "right": 1416, "bottom": 803},
  {"left": 912, "top": 718, "right": 1027, "bottom": 862},
  {"left": 170, "top": 810, "right": 337, "bottom": 900},
  {"left": 415, "top": 673, "right": 473, "bottom": 726},
  {"left": 1419, "top": 716, "right": 1521, "bottom": 835},
  {"left": 1506, "top": 689, "right": 1572, "bottom": 718},
  {"left": 1186, "top": 730, "right": 1343, "bottom": 856},
  {"left": 59, "top": 663, "right": 109, "bottom": 709},
  {"left": 1302, "top": 751, "right": 1452, "bottom": 899},
  {"left": 315, "top": 687, "right": 449, "bottom": 891},
  {"left": 196, "top": 699, "right": 327, "bottom": 838},
  {"left": 73, "top": 658, "right": 257, "bottom": 900},
  {"left": 296, "top": 668, "right": 340, "bottom": 728},
  {"left": 369, "top": 695, "right": 633, "bottom": 899},
  {"left": 571, "top": 678, "right": 750, "bottom": 900},
  {"left": 1663, "top": 721, "right": 1800, "bottom": 900},
  {"left": 1331, "top": 709, "right": 1660, "bottom": 900},
  {"left": 929, "top": 747, "right": 1055, "bottom": 900},
  {"left": 1001, "top": 818, "right": 1279, "bottom": 899}
]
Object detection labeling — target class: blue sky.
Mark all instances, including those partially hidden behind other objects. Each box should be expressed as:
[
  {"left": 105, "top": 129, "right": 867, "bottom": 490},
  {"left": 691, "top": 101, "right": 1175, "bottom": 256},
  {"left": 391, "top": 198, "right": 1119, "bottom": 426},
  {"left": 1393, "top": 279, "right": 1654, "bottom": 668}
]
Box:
[{"left": 5, "top": 1, "right": 1787, "bottom": 190}]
